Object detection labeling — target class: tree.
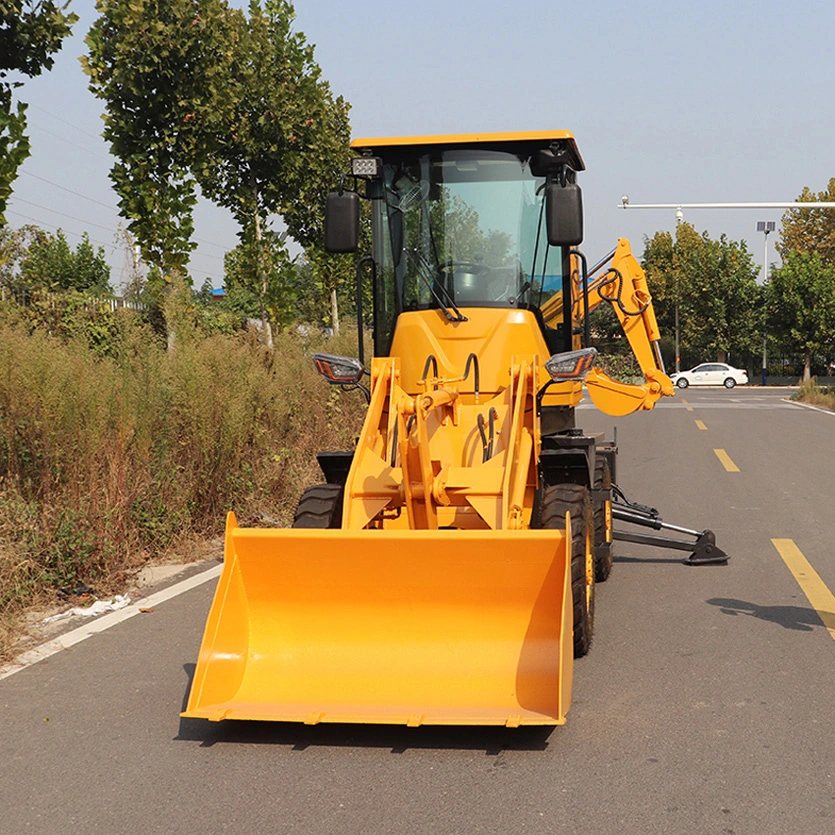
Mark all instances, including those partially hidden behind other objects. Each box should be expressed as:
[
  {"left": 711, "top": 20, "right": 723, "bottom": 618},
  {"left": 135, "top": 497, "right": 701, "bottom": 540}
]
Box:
[
  {"left": 766, "top": 250, "right": 835, "bottom": 381},
  {"left": 0, "top": 225, "right": 110, "bottom": 296},
  {"left": 776, "top": 179, "right": 835, "bottom": 268},
  {"left": 193, "top": 0, "right": 351, "bottom": 344},
  {"left": 643, "top": 223, "right": 762, "bottom": 366},
  {"left": 223, "top": 228, "right": 297, "bottom": 330},
  {"left": 20, "top": 228, "right": 111, "bottom": 293},
  {"left": 0, "top": 0, "right": 77, "bottom": 225},
  {"left": 0, "top": 223, "right": 36, "bottom": 293},
  {"left": 83, "top": 0, "right": 231, "bottom": 279}
]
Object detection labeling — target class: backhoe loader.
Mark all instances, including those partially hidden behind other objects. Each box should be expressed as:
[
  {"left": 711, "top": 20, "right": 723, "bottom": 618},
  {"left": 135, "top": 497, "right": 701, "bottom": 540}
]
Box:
[{"left": 183, "top": 131, "right": 725, "bottom": 729}]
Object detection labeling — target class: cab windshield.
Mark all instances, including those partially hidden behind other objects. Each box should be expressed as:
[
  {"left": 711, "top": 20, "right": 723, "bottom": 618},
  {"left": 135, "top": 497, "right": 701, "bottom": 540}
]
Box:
[{"left": 371, "top": 148, "right": 568, "bottom": 354}]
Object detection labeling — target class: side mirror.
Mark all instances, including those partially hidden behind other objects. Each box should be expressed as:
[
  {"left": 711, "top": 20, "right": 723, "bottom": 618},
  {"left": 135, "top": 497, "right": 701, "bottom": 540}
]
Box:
[
  {"left": 545, "top": 182, "right": 583, "bottom": 247},
  {"left": 324, "top": 191, "right": 360, "bottom": 253}
]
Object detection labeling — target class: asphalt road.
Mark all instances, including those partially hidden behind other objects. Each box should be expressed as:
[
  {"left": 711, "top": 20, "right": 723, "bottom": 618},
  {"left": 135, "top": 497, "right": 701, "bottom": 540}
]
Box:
[{"left": 2, "top": 386, "right": 834, "bottom": 835}]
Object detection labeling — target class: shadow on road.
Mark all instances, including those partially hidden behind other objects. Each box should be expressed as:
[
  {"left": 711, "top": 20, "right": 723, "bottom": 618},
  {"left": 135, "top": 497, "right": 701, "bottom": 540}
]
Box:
[
  {"left": 707, "top": 597, "right": 832, "bottom": 632},
  {"left": 176, "top": 717, "right": 554, "bottom": 754},
  {"left": 176, "top": 665, "right": 554, "bottom": 753},
  {"left": 613, "top": 554, "right": 686, "bottom": 565}
]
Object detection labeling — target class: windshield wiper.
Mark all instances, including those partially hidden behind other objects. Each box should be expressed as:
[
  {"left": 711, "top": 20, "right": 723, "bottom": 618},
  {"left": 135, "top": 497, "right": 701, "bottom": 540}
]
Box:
[{"left": 406, "top": 248, "right": 468, "bottom": 322}]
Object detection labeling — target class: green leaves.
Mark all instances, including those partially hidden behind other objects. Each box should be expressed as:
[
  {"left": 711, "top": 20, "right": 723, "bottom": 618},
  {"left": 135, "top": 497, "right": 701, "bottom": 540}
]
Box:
[
  {"left": 0, "top": 1, "right": 78, "bottom": 80},
  {"left": 643, "top": 223, "right": 762, "bottom": 364},
  {"left": 2, "top": 226, "right": 111, "bottom": 295},
  {"left": 84, "top": 0, "right": 352, "bottom": 338},
  {"left": 777, "top": 179, "right": 835, "bottom": 268},
  {"left": 0, "top": 1, "right": 77, "bottom": 226},
  {"left": 84, "top": 0, "right": 232, "bottom": 279},
  {"left": 766, "top": 250, "right": 835, "bottom": 379},
  {"left": 0, "top": 101, "right": 30, "bottom": 225}
]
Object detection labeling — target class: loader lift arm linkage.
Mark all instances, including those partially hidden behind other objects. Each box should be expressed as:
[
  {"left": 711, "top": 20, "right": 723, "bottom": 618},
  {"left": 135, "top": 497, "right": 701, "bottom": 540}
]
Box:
[{"left": 183, "top": 130, "right": 728, "bottom": 730}]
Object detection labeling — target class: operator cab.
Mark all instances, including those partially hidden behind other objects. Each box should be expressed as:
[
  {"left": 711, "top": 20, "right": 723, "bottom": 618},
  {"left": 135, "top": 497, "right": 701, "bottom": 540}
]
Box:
[{"left": 325, "top": 132, "right": 585, "bottom": 357}]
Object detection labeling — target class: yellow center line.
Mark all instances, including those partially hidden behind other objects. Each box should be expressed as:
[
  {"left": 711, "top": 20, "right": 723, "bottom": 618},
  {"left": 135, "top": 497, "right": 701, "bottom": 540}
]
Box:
[
  {"left": 772, "top": 539, "right": 835, "bottom": 641},
  {"left": 695, "top": 420, "right": 707, "bottom": 430},
  {"left": 686, "top": 406, "right": 694, "bottom": 412},
  {"left": 680, "top": 398, "right": 688, "bottom": 404},
  {"left": 714, "top": 448, "right": 739, "bottom": 472}
]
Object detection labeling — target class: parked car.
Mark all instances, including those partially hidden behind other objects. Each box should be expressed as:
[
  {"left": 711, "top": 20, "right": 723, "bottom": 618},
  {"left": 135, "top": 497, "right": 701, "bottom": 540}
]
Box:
[{"left": 670, "top": 363, "right": 748, "bottom": 389}]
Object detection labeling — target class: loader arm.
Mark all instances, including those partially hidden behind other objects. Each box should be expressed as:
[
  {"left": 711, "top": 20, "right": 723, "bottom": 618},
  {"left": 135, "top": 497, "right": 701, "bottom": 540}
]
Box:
[
  {"left": 580, "top": 239, "right": 675, "bottom": 416},
  {"left": 341, "top": 348, "right": 541, "bottom": 532}
]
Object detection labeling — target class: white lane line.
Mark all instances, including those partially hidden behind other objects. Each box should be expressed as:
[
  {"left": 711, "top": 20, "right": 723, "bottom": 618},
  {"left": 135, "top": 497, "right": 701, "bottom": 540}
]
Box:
[
  {"left": 0, "top": 563, "right": 222, "bottom": 682},
  {"left": 784, "top": 399, "right": 835, "bottom": 416}
]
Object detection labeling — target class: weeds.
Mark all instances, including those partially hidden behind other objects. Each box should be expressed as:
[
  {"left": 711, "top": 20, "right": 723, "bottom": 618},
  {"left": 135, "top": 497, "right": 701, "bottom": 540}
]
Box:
[
  {"left": 0, "top": 318, "right": 366, "bottom": 659},
  {"left": 790, "top": 378, "right": 835, "bottom": 411}
]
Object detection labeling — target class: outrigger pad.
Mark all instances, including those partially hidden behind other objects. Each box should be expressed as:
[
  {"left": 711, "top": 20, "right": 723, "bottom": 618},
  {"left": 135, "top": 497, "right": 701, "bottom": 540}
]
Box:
[{"left": 683, "top": 531, "right": 729, "bottom": 566}]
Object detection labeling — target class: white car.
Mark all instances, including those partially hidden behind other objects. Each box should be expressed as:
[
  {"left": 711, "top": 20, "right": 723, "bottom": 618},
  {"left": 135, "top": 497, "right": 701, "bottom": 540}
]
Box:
[{"left": 670, "top": 363, "right": 748, "bottom": 389}]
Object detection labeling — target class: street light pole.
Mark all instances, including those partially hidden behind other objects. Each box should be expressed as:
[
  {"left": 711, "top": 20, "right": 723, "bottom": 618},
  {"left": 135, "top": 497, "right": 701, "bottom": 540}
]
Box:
[
  {"left": 757, "top": 221, "right": 775, "bottom": 385},
  {"left": 674, "top": 208, "right": 683, "bottom": 373}
]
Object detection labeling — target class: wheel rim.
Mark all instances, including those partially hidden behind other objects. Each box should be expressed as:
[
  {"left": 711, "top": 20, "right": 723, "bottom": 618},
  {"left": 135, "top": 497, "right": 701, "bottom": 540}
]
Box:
[{"left": 585, "top": 526, "right": 594, "bottom": 609}]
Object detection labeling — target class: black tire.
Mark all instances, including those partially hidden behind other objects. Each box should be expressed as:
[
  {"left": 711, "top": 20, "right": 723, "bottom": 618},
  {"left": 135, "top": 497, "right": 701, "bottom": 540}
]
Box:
[
  {"left": 534, "top": 483, "right": 595, "bottom": 658},
  {"left": 291, "top": 483, "right": 344, "bottom": 528},
  {"left": 593, "top": 457, "right": 613, "bottom": 582},
  {"left": 676, "top": 377, "right": 689, "bottom": 389},
  {"left": 723, "top": 377, "right": 736, "bottom": 389}
]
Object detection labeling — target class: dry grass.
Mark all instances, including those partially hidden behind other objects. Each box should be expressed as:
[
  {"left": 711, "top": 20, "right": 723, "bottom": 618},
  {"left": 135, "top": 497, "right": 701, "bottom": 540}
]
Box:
[
  {"left": 790, "top": 378, "right": 835, "bottom": 411},
  {"left": 0, "top": 318, "right": 367, "bottom": 660}
]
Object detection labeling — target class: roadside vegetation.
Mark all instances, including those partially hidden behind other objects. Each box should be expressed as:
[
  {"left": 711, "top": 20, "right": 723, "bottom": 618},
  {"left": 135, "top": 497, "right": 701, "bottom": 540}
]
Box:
[
  {"left": 790, "top": 378, "right": 835, "bottom": 411},
  {"left": 0, "top": 303, "right": 366, "bottom": 659}
]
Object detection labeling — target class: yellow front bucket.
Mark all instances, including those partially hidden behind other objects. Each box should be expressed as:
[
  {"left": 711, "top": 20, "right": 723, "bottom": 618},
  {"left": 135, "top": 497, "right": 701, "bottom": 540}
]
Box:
[{"left": 182, "top": 513, "right": 573, "bottom": 727}]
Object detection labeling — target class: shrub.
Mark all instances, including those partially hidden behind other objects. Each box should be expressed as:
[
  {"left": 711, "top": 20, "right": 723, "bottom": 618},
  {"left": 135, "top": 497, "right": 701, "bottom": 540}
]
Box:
[
  {"left": 790, "top": 378, "right": 835, "bottom": 410},
  {"left": 0, "top": 318, "right": 366, "bottom": 658}
]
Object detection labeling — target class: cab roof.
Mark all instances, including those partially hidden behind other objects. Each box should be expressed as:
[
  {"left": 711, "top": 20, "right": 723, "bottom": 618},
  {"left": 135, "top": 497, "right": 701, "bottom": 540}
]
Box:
[{"left": 350, "top": 131, "right": 585, "bottom": 171}]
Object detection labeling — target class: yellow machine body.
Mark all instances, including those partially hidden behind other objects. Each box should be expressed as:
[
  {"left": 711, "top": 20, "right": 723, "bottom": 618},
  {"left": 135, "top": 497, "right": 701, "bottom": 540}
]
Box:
[{"left": 184, "top": 131, "right": 674, "bottom": 727}]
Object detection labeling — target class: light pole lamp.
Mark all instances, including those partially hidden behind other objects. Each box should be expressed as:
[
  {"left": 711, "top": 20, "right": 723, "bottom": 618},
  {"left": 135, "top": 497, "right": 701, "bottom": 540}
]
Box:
[
  {"left": 757, "top": 221, "right": 775, "bottom": 385},
  {"left": 756, "top": 220, "right": 775, "bottom": 281}
]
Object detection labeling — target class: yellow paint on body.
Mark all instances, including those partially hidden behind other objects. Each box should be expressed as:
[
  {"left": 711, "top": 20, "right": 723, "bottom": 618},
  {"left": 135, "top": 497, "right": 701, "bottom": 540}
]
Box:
[
  {"left": 772, "top": 539, "right": 835, "bottom": 642},
  {"left": 713, "top": 449, "right": 739, "bottom": 472}
]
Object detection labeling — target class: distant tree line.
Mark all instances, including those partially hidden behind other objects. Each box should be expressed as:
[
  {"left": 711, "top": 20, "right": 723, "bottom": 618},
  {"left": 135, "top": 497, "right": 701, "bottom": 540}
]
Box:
[{"left": 639, "top": 179, "right": 835, "bottom": 381}]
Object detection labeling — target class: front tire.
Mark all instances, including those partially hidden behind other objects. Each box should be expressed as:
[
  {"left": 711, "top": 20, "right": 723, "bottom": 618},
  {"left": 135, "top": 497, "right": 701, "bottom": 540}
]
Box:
[
  {"left": 723, "top": 377, "right": 736, "bottom": 389},
  {"left": 676, "top": 378, "right": 689, "bottom": 389},
  {"left": 534, "top": 483, "right": 595, "bottom": 658},
  {"left": 291, "top": 483, "right": 344, "bottom": 528}
]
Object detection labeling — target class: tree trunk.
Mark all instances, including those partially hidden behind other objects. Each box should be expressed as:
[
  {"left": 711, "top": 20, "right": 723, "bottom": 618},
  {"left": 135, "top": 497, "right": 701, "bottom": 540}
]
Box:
[
  {"left": 252, "top": 182, "right": 274, "bottom": 350},
  {"left": 163, "top": 268, "right": 176, "bottom": 352},
  {"left": 804, "top": 350, "right": 812, "bottom": 382},
  {"left": 717, "top": 349, "right": 727, "bottom": 363},
  {"left": 330, "top": 286, "right": 340, "bottom": 337}
]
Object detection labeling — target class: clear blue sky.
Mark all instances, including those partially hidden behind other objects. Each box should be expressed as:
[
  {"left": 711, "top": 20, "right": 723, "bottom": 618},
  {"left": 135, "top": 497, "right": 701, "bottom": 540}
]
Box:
[{"left": 7, "top": 0, "right": 835, "bottom": 289}]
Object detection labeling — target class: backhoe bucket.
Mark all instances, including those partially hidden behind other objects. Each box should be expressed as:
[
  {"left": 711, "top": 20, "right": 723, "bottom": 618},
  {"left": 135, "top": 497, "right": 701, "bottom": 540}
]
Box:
[{"left": 183, "top": 513, "right": 573, "bottom": 727}]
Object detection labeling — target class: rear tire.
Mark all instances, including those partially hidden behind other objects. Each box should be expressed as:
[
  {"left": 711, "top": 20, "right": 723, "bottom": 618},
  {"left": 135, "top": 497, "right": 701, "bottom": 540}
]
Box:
[
  {"left": 291, "top": 483, "right": 344, "bottom": 528},
  {"left": 676, "top": 378, "right": 689, "bottom": 388},
  {"left": 593, "top": 458, "right": 613, "bottom": 582},
  {"left": 723, "top": 377, "right": 736, "bottom": 389},
  {"left": 534, "top": 483, "right": 595, "bottom": 658}
]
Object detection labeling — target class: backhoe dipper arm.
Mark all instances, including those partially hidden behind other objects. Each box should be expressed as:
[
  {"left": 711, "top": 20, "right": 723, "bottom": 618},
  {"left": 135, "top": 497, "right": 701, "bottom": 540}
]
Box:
[{"left": 581, "top": 238, "right": 675, "bottom": 416}]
